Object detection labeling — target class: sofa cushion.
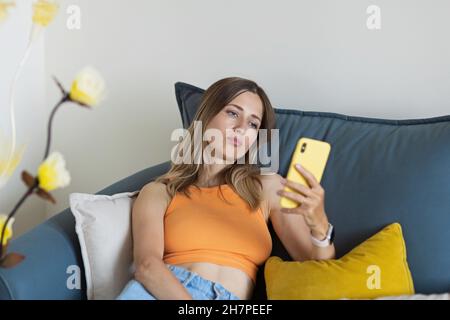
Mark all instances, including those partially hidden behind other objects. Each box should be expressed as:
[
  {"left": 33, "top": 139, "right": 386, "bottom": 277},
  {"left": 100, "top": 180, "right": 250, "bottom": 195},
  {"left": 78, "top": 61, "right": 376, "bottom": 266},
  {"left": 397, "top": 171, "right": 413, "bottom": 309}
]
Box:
[
  {"left": 69, "top": 191, "right": 139, "bottom": 300},
  {"left": 265, "top": 223, "right": 415, "bottom": 299},
  {"left": 174, "top": 81, "right": 450, "bottom": 296}
]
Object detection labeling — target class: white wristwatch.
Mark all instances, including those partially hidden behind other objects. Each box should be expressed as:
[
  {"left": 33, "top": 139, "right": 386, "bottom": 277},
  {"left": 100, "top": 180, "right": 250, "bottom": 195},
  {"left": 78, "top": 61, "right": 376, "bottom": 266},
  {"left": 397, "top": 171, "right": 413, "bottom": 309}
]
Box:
[{"left": 310, "top": 223, "right": 335, "bottom": 248}]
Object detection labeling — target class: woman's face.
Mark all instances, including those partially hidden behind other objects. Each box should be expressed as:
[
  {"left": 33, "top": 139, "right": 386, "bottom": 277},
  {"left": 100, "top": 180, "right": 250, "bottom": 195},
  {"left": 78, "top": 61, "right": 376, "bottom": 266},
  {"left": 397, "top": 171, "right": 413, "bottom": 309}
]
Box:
[{"left": 204, "top": 91, "right": 264, "bottom": 163}]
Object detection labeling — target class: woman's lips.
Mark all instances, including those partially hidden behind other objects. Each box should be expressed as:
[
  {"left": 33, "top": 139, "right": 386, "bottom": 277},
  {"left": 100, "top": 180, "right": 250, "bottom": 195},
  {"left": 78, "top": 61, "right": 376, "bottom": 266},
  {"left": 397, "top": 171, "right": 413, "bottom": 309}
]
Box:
[{"left": 227, "top": 136, "right": 242, "bottom": 147}]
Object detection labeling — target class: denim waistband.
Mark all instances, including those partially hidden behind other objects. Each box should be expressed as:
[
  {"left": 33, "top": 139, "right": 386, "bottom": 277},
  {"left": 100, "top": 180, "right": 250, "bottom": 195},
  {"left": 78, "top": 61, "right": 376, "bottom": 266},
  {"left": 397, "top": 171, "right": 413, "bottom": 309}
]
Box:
[{"left": 164, "top": 263, "right": 241, "bottom": 300}]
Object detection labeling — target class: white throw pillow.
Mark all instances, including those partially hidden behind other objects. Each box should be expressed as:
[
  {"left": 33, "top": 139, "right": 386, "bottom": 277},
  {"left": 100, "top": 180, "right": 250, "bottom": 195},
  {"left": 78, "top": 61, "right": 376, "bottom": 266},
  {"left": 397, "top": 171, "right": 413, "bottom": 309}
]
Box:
[{"left": 69, "top": 190, "right": 139, "bottom": 300}]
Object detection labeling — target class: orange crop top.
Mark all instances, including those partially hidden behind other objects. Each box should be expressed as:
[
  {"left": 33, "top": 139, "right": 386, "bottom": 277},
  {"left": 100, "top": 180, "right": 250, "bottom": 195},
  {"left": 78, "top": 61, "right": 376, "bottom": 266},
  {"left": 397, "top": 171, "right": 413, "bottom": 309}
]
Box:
[{"left": 163, "top": 184, "right": 272, "bottom": 284}]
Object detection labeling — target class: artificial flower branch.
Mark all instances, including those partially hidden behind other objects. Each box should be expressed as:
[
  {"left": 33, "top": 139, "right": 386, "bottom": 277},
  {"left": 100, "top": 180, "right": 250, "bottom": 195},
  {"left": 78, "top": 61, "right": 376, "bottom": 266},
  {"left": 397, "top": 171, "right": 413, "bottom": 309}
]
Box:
[
  {"left": 0, "top": 77, "right": 68, "bottom": 262},
  {"left": 0, "top": 68, "right": 105, "bottom": 267}
]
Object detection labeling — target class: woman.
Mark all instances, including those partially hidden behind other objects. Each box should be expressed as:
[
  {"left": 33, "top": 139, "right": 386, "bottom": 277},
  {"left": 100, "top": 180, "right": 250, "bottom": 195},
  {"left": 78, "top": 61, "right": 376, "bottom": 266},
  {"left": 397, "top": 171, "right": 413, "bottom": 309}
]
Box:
[{"left": 117, "top": 77, "right": 335, "bottom": 300}]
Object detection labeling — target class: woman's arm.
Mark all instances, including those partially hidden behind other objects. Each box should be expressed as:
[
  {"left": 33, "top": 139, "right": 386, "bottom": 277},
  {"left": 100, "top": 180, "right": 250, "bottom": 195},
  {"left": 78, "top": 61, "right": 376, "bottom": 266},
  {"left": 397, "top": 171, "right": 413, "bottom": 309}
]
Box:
[
  {"left": 276, "top": 164, "right": 335, "bottom": 260},
  {"left": 132, "top": 182, "right": 193, "bottom": 300},
  {"left": 265, "top": 169, "right": 335, "bottom": 262}
]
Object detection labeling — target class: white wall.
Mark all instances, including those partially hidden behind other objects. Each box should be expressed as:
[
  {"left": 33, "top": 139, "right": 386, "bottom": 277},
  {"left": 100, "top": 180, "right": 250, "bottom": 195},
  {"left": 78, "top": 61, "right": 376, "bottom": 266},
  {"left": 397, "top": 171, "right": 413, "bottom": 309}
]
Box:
[{"left": 2, "top": 0, "right": 450, "bottom": 236}]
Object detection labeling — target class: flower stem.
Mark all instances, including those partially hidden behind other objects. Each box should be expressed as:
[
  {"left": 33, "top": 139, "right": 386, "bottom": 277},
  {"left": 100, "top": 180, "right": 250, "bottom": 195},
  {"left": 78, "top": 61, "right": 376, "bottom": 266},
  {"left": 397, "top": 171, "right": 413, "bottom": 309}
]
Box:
[
  {"left": 43, "top": 94, "right": 69, "bottom": 161},
  {"left": 0, "top": 179, "right": 38, "bottom": 260}
]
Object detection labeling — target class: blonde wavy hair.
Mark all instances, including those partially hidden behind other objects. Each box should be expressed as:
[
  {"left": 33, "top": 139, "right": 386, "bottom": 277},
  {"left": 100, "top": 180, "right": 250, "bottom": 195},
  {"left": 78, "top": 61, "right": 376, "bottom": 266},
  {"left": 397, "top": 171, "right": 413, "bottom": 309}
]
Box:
[{"left": 154, "top": 77, "right": 276, "bottom": 211}]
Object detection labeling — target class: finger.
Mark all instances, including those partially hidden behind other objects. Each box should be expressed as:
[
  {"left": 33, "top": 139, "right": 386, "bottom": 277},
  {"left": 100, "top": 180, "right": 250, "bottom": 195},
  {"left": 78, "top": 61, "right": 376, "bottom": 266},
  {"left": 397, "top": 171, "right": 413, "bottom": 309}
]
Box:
[
  {"left": 294, "top": 163, "right": 320, "bottom": 188},
  {"left": 282, "top": 179, "right": 314, "bottom": 197},
  {"left": 277, "top": 189, "right": 307, "bottom": 205}
]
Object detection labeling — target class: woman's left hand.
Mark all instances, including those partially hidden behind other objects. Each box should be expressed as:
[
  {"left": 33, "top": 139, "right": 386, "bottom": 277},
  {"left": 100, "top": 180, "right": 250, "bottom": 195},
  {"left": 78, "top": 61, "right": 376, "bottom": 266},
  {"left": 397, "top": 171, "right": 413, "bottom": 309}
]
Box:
[{"left": 277, "top": 163, "right": 329, "bottom": 239}]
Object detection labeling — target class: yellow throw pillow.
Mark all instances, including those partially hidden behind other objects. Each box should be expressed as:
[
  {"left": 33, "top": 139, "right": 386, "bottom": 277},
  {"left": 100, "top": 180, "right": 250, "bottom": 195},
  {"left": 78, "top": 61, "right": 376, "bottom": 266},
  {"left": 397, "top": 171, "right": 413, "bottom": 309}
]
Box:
[{"left": 264, "top": 223, "right": 415, "bottom": 300}]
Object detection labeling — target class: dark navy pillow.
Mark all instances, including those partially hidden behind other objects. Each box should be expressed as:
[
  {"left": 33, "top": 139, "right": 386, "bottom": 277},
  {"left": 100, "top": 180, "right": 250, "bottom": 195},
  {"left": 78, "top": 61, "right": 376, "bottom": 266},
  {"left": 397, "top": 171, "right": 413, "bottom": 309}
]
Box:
[{"left": 174, "top": 81, "right": 450, "bottom": 295}]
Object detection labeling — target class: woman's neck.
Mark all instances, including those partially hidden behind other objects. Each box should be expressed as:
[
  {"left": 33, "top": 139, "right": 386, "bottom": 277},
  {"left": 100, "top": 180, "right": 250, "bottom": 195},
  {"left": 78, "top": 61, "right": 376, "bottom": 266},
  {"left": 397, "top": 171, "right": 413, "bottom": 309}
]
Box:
[
  {"left": 195, "top": 177, "right": 224, "bottom": 188},
  {"left": 196, "top": 163, "right": 230, "bottom": 187}
]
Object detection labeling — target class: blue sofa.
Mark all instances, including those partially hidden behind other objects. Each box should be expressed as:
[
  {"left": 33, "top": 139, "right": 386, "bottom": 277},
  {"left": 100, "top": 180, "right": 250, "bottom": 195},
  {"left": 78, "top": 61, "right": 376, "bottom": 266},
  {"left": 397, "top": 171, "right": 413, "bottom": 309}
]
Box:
[{"left": 1, "top": 82, "right": 449, "bottom": 299}]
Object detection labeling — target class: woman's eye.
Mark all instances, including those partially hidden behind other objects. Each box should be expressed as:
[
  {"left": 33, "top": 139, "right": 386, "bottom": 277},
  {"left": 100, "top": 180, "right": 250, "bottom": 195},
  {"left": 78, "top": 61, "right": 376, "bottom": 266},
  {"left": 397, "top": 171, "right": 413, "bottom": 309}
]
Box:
[{"left": 227, "top": 110, "right": 258, "bottom": 129}]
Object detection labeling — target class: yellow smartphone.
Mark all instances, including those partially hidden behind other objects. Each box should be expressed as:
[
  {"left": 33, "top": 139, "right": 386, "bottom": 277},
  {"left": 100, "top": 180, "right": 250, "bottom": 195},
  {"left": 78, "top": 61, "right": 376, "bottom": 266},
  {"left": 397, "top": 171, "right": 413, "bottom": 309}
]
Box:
[{"left": 280, "top": 137, "right": 331, "bottom": 208}]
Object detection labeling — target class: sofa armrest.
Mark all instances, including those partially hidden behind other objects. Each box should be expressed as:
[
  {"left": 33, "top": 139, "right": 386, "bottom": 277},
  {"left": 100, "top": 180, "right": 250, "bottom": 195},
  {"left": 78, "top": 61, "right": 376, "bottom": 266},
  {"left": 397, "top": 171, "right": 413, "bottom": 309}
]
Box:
[
  {"left": 0, "top": 161, "right": 171, "bottom": 300},
  {"left": 0, "top": 210, "right": 86, "bottom": 300}
]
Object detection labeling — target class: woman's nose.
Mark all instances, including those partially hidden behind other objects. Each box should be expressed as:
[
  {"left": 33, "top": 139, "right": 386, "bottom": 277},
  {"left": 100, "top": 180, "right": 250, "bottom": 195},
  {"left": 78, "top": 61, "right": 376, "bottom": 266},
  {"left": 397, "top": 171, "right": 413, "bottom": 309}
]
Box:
[
  {"left": 233, "top": 127, "right": 245, "bottom": 135},
  {"left": 233, "top": 120, "right": 246, "bottom": 134}
]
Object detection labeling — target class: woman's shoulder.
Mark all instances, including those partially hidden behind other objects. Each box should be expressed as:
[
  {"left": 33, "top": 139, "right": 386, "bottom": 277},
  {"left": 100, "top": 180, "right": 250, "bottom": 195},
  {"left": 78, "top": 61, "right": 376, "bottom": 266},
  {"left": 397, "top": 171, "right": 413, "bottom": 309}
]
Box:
[
  {"left": 259, "top": 171, "right": 283, "bottom": 191},
  {"left": 143, "top": 180, "right": 169, "bottom": 192},
  {"left": 138, "top": 180, "right": 173, "bottom": 207}
]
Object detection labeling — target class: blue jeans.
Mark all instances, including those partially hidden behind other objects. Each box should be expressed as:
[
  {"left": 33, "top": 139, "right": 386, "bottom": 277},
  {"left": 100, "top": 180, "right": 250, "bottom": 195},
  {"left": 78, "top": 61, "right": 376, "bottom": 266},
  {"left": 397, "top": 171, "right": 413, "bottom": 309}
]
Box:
[{"left": 116, "top": 263, "right": 241, "bottom": 300}]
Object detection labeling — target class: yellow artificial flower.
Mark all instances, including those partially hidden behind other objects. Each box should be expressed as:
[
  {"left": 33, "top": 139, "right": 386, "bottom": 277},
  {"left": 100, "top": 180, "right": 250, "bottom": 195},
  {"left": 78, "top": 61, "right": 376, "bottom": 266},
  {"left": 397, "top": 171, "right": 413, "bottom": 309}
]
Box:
[
  {"left": 0, "top": 1, "right": 15, "bottom": 23},
  {"left": 0, "top": 130, "right": 26, "bottom": 189},
  {"left": 69, "top": 67, "right": 106, "bottom": 107},
  {"left": 32, "top": 0, "right": 58, "bottom": 27},
  {"left": 0, "top": 215, "right": 14, "bottom": 246},
  {"left": 37, "top": 151, "right": 70, "bottom": 192}
]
